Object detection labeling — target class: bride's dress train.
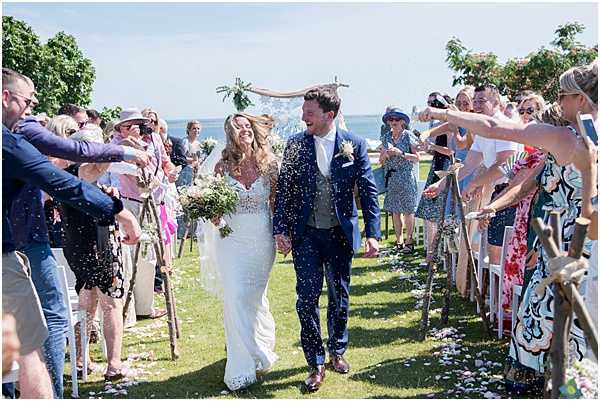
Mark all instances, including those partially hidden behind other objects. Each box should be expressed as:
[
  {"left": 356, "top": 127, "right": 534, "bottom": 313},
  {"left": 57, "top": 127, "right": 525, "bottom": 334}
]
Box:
[{"left": 201, "top": 175, "right": 278, "bottom": 391}]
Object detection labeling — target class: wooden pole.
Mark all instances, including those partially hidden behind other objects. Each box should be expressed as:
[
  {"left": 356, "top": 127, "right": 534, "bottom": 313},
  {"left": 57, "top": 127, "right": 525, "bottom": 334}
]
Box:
[
  {"left": 147, "top": 199, "right": 181, "bottom": 340},
  {"left": 419, "top": 169, "right": 451, "bottom": 339},
  {"left": 123, "top": 201, "right": 150, "bottom": 320},
  {"left": 449, "top": 169, "right": 492, "bottom": 336},
  {"left": 531, "top": 216, "right": 597, "bottom": 397}
]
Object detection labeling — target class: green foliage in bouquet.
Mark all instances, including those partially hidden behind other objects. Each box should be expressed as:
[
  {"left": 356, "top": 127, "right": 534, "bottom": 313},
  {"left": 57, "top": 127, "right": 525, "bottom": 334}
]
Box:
[
  {"left": 178, "top": 174, "right": 239, "bottom": 237},
  {"left": 200, "top": 137, "right": 218, "bottom": 156},
  {"left": 216, "top": 77, "right": 254, "bottom": 112}
]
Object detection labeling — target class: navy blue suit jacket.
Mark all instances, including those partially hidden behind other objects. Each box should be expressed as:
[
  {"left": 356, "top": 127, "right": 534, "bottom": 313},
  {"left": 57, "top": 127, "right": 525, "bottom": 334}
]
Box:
[
  {"left": 3, "top": 128, "right": 121, "bottom": 253},
  {"left": 273, "top": 128, "right": 380, "bottom": 251}
]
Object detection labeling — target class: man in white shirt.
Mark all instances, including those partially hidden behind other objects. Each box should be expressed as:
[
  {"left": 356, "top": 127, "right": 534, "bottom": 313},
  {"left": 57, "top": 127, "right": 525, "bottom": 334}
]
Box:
[{"left": 424, "top": 84, "right": 522, "bottom": 265}]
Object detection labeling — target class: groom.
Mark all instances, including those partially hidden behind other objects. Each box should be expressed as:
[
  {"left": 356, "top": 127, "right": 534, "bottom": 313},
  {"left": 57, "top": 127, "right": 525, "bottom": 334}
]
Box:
[{"left": 273, "top": 87, "right": 380, "bottom": 392}]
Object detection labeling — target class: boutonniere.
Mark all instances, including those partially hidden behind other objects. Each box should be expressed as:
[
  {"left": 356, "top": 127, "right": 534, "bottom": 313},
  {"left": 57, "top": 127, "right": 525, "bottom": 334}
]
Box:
[{"left": 335, "top": 140, "right": 355, "bottom": 161}]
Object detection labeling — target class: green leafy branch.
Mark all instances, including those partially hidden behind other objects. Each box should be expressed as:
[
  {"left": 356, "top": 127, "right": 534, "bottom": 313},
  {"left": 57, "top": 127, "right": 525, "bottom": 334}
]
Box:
[{"left": 216, "top": 77, "right": 254, "bottom": 112}]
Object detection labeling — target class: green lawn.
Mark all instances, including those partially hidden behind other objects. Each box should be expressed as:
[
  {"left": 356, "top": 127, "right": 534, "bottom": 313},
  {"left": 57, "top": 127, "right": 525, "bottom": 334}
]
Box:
[{"left": 67, "top": 210, "right": 513, "bottom": 399}]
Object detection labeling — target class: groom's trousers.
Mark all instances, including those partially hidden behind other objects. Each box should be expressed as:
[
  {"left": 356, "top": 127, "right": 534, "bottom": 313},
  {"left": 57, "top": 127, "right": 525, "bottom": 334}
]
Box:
[{"left": 292, "top": 226, "right": 353, "bottom": 367}]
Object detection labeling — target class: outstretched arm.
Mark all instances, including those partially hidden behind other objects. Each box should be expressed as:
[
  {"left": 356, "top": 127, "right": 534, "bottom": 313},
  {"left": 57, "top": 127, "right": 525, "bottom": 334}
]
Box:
[{"left": 419, "top": 107, "right": 579, "bottom": 166}]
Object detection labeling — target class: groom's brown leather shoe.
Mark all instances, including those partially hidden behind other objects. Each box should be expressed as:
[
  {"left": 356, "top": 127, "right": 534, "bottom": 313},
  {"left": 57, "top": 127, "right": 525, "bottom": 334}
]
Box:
[
  {"left": 305, "top": 365, "right": 325, "bottom": 392},
  {"left": 329, "top": 353, "right": 350, "bottom": 373}
]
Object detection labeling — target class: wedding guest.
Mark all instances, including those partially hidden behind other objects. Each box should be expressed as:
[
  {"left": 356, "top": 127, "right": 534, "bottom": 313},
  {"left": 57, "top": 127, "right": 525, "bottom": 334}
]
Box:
[
  {"left": 87, "top": 108, "right": 102, "bottom": 127},
  {"left": 175, "top": 120, "right": 203, "bottom": 187},
  {"left": 111, "top": 108, "right": 176, "bottom": 320},
  {"left": 59, "top": 129, "right": 129, "bottom": 381},
  {"left": 379, "top": 105, "right": 395, "bottom": 141},
  {"left": 419, "top": 60, "right": 597, "bottom": 394},
  {"left": 416, "top": 92, "right": 452, "bottom": 265},
  {"left": 43, "top": 115, "right": 80, "bottom": 247},
  {"left": 3, "top": 68, "right": 141, "bottom": 398},
  {"left": 379, "top": 108, "right": 420, "bottom": 252},
  {"left": 35, "top": 112, "right": 50, "bottom": 127},
  {"left": 423, "top": 84, "right": 523, "bottom": 267},
  {"left": 6, "top": 69, "right": 147, "bottom": 398},
  {"left": 58, "top": 103, "right": 88, "bottom": 129},
  {"left": 517, "top": 93, "right": 546, "bottom": 153}
]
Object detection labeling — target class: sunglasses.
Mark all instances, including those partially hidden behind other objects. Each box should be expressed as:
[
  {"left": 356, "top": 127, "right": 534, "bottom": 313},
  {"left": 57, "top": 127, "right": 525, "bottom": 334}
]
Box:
[
  {"left": 518, "top": 107, "right": 535, "bottom": 115},
  {"left": 388, "top": 117, "right": 402, "bottom": 122},
  {"left": 10, "top": 91, "right": 37, "bottom": 108},
  {"left": 66, "top": 128, "right": 77, "bottom": 136},
  {"left": 149, "top": 119, "right": 158, "bottom": 125},
  {"left": 78, "top": 120, "right": 88, "bottom": 129},
  {"left": 558, "top": 92, "right": 579, "bottom": 102}
]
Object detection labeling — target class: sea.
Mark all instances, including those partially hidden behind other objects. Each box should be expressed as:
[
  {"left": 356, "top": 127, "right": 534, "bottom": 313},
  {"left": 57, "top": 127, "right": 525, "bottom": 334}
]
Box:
[{"left": 165, "top": 114, "right": 430, "bottom": 148}]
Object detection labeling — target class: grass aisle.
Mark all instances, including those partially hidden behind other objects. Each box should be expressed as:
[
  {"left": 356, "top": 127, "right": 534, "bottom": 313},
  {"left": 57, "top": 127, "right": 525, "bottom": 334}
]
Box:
[
  {"left": 70, "top": 161, "right": 512, "bottom": 398},
  {"left": 70, "top": 242, "right": 511, "bottom": 399}
]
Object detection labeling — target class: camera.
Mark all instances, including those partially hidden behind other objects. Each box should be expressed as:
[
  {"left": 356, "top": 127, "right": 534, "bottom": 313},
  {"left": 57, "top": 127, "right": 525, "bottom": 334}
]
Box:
[
  {"left": 139, "top": 123, "right": 153, "bottom": 136},
  {"left": 429, "top": 94, "right": 449, "bottom": 109}
]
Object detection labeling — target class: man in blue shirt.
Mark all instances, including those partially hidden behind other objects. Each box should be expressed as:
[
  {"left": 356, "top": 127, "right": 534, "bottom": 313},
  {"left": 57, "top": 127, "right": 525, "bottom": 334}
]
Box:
[{"left": 2, "top": 68, "right": 141, "bottom": 398}]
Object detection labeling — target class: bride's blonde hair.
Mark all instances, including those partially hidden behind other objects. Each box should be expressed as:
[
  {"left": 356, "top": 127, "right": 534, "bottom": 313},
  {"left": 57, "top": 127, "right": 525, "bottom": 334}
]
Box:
[{"left": 222, "top": 113, "right": 277, "bottom": 177}]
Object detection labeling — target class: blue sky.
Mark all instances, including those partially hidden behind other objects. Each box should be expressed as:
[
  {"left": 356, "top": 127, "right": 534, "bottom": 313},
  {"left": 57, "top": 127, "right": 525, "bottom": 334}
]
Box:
[{"left": 3, "top": 2, "right": 598, "bottom": 119}]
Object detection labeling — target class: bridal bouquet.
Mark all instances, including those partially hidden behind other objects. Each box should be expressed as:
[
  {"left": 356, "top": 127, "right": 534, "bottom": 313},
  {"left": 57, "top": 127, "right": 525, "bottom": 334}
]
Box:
[
  {"left": 200, "top": 137, "right": 218, "bottom": 156},
  {"left": 178, "top": 174, "right": 239, "bottom": 237}
]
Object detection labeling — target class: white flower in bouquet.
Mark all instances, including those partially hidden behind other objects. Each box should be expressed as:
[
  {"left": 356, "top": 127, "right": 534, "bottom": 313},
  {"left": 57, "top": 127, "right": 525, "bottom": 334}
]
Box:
[
  {"left": 560, "top": 359, "right": 598, "bottom": 399},
  {"left": 178, "top": 174, "right": 239, "bottom": 237},
  {"left": 200, "top": 137, "right": 218, "bottom": 156}
]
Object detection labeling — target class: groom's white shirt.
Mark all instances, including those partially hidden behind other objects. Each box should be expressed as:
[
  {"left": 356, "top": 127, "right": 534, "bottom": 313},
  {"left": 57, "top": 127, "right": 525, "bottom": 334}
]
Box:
[{"left": 314, "top": 126, "right": 337, "bottom": 177}]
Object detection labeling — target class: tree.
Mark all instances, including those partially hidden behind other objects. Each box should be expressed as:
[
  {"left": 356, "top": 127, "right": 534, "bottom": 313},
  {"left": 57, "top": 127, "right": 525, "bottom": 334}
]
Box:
[
  {"left": 446, "top": 22, "right": 597, "bottom": 102},
  {"left": 2, "top": 16, "right": 96, "bottom": 115},
  {"left": 99, "top": 106, "right": 123, "bottom": 129}
]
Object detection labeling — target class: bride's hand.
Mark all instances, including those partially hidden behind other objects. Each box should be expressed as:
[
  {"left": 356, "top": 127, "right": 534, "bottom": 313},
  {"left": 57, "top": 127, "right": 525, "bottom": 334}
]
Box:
[{"left": 274, "top": 234, "right": 292, "bottom": 256}]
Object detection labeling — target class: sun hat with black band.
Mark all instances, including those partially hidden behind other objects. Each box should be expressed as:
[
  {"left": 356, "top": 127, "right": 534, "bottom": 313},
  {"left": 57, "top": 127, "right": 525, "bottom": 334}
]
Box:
[
  {"left": 114, "top": 108, "right": 149, "bottom": 131},
  {"left": 382, "top": 107, "right": 411, "bottom": 127}
]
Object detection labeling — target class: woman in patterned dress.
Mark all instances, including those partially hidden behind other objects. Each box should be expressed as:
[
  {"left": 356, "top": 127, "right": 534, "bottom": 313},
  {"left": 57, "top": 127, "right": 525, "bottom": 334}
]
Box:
[
  {"left": 58, "top": 129, "right": 129, "bottom": 381},
  {"left": 379, "top": 108, "right": 420, "bottom": 252},
  {"left": 416, "top": 93, "right": 452, "bottom": 263},
  {"left": 419, "top": 60, "right": 597, "bottom": 394},
  {"left": 478, "top": 104, "right": 568, "bottom": 324}
]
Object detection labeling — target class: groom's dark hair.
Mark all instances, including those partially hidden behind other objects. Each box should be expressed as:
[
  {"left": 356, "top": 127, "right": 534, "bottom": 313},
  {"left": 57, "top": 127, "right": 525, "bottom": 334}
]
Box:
[{"left": 304, "top": 87, "right": 341, "bottom": 118}]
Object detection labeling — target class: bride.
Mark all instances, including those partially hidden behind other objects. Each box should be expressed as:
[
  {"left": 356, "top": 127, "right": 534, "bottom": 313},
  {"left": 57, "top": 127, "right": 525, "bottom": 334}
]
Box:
[{"left": 199, "top": 112, "right": 280, "bottom": 391}]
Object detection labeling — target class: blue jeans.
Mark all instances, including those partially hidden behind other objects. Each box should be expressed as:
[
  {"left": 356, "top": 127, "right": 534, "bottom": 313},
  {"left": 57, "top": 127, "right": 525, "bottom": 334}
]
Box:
[{"left": 23, "top": 241, "right": 68, "bottom": 398}]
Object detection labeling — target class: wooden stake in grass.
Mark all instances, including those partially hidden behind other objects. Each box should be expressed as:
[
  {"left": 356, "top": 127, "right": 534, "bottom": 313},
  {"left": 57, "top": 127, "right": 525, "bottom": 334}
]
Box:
[
  {"left": 122, "top": 170, "right": 180, "bottom": 360},
  {"left": 532, "top": 216, "right": 597, "bottom": 398}
]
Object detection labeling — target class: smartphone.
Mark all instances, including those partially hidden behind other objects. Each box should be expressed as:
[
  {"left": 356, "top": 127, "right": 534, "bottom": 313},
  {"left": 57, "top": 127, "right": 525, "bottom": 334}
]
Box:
[{"left": 576, "top": 112, "right": 598, "bottom": 148}]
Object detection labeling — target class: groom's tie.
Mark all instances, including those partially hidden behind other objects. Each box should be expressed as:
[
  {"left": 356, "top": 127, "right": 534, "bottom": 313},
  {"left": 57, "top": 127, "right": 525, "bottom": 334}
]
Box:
[{"left": 315, "top": 137, "right": 331, "bottom": 177}]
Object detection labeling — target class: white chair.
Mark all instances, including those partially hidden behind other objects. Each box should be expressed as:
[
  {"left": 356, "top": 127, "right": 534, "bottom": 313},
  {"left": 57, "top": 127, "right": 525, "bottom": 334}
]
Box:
[
  {"left": 473, "top": 228, "right": 488, "bottom": 308},
  {"left": 487, "top": 226, "right": 514, "bottom": 339},
  {"left": 53, "top": 248, "right": 90, "bottom": 398},
  {"left": 57, "top": 264, "right": 87, "bottom": 398}
]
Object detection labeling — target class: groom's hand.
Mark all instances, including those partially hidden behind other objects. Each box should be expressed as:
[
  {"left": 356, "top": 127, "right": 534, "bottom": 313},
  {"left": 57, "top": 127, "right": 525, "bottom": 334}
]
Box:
[
  {"left": 364, "top": 237, "right": 379, "bottom": 258},
  {"left": 275, "top": 234, "right": 292, "bottom": 257}
]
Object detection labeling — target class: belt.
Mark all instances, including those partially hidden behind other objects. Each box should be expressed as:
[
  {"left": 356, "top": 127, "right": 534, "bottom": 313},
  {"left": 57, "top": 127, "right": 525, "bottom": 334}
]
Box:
[{"left": 122, "top": 196, "right": 142, "bottom": 204}]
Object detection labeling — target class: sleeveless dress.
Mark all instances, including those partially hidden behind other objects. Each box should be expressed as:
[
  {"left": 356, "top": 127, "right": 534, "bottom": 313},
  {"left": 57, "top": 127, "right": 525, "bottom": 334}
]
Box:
[
  {"left": 506, "top": 129, "right": 593, "bottom": 391},
  {"left": 217, "top": 175, "right": 278, "bottom": 390}
]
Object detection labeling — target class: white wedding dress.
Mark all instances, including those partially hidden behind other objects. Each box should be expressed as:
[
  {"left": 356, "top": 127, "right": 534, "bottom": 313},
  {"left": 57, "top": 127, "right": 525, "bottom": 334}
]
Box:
[{"left": 200, "top": 174, "right": 278, "bottom": 391}]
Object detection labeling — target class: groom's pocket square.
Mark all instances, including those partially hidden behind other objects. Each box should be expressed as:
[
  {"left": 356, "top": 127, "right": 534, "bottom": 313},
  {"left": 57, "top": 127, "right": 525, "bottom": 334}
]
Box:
[{"left": 342, "top": 161, "right": 354, "bottom": 168}]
